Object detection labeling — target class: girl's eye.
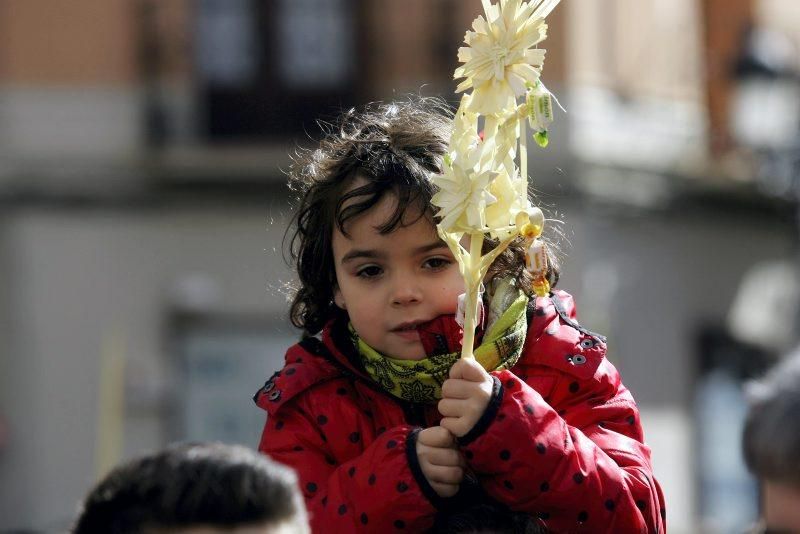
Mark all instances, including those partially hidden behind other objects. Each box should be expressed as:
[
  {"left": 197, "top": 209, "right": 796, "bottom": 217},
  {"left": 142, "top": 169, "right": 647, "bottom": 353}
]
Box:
[
  {"left": 356, "top": 265, "right": 383, "bottom": 279},
  {"left": 424, "top": 257, "right": 452, "bottom": 270}
]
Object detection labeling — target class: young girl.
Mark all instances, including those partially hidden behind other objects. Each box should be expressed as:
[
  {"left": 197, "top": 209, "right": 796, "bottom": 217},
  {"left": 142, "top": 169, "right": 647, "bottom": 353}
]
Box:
[{"left": 255, "top": 98, "right": 665, "bottom": 533}]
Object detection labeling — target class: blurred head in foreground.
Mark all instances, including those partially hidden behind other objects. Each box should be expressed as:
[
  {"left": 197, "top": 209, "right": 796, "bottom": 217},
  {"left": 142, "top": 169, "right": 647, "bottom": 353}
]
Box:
[
  {"left": 72, "top": 442, "right": 309, "bottom": 534},
  {"left": 743, "top": 347, "right": 800, "bottom": 533}
]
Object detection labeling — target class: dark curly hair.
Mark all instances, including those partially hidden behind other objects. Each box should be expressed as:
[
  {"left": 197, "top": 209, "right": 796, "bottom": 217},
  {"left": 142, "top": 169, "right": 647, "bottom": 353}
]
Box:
[{"left": 286, "top": 97, "right": 559, "bottom": 336}]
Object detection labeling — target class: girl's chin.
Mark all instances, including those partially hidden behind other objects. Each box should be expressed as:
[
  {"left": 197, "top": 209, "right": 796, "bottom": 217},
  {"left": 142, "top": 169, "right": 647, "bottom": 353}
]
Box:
[{"left": 381, "top": 339, "right": 426, "bottom": 360}]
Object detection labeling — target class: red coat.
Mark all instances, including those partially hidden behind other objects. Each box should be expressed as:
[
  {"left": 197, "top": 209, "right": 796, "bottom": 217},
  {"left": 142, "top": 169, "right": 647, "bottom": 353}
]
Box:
[{"left": 256, "top": 291, "right": 665, "bottom": 533}]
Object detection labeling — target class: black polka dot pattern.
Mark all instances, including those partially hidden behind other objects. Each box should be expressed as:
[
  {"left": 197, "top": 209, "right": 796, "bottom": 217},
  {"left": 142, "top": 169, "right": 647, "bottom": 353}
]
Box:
[
  {"left": 503, "top": 480, "right": 514, "bottom": 490},
  {"left": 524, "top": 404, "right": 534, "bottom": 415},
  {"left": 317, "top": 415, "right": 328, "bottom": 425},
  {"left": 577, "top": 511, "right": 588, "bottom": 522},
  {"left": 368, "top": 473, "right": 376, "bottom": 485},
  {"left": 636, "top": 500, "right": 646, "bottom": 511},
  {"left": 505, "top": 379, "right": 516, "bottom": 389},
  {"left": 338, "top": 504, "right": 347, "bottom": 515},
  {"left": 605, "top": 499, "right": 615, "bottom": 511},
  {"left": 306, "top": 482, "right": 317, "bottom": 493},
  {"left": 360, "top": 513, "right": 368, "bottom": 525},
  {"left": 573, "top": 473, "right": 584, "bottom": 484},
  {"left": 499, "top": 449, "right": 511, "bottom": 461},
  {"left": 275, "top": 420, "right": 285, "bottom": 430},
  {"left": 627, "top": 415, "right": 636, "bottom": 425},
  {"left": 349, "top": 432, "right": 360, "bottom": 443},
  {"left": 569, "top": 381, "right": 580, "bottom": 393},
  {"left": 387, "top": 439, "right": 398, "bottom": 449},
  {"left": 536, "top": 443, "right": 546, "bottom": 454},
  {"left": 396, "top": 481, "right": 409, "bottom": 493},
  {"left": 540, "top": 481, "right": 550, "bottom": 492},
  {"left": 348, "top": 466, "right": 356, "bottom": 477},
  {"left": 285, "top": 367, "right": 296, "bottom": 376},
  {"left": 394, "top": 519, "right": 405, "bottom": 529}
]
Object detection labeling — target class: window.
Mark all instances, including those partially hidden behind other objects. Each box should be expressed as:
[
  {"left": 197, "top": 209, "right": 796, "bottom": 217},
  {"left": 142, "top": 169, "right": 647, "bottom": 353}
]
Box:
[{"left": 194, "top": 0, "right": 360, "bottom": 141}]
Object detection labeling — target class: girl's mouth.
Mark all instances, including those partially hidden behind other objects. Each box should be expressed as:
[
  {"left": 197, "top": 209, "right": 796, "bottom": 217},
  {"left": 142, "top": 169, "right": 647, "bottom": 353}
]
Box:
[{"left": 391, "top": 321, "right": 425, "bottom": 341}]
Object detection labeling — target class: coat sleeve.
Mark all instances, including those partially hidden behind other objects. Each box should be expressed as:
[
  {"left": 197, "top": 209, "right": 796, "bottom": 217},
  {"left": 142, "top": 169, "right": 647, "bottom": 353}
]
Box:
[
  {"left": 258, "top": 391, "right": 440, "bottom": 533},
  {"left": 458, "top": 292, "right": 666, "bottom": 533}
]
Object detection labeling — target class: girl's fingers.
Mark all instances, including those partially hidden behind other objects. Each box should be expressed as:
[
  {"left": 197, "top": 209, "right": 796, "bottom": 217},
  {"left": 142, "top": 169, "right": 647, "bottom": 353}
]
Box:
[
  {"left": 422, "top": 446, "right": 462, "bottom": 467},
  {"left": 441, "top": 378, "right": 474, "bottom": 399},
  {"left": 418, "top": 426, "right": 456, "bottom": 448},
  {"left": 437, "top": 398, "right": 468, "bottom": 417},
  {"left": 440, "top": 415, "right": 472, "bottom": 438},
  {"left": 448, "top": 358, "right": 467, "bottom": 379},
  {"left": 425, "top": 464, "right": 464, "bottom": 485},
  {"left": 449, "top": 357, "right": 488, "bottom": 382},
  {"left": 456, "top": 357, "right": 490, "bottom": 382}
]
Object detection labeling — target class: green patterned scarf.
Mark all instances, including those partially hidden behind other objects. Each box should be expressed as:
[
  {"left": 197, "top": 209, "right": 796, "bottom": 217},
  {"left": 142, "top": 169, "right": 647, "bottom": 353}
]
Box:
[{"left": 353, "top": 283, "right": 528, "bottom": 404}]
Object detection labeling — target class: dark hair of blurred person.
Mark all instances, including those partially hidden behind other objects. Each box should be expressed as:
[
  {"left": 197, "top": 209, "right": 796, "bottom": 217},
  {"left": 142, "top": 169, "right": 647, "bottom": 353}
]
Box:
[
  {"left": 742, "top": 347, "right": 800, "bottom": 533},
  {"left": 72, "top": 442, "right": 309, "bottom": 534}
]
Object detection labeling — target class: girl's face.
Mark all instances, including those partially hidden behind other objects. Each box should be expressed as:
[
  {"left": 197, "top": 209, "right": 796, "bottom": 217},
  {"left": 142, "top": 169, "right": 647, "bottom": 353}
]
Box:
[{"left": 332, "top": 191, "right": 464, "bottom": 360}]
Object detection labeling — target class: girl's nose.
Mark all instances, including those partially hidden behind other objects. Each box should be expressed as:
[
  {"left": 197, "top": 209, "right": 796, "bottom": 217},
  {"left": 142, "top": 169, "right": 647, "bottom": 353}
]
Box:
[{"left": 391, "top": 275, "right": 423, "bottom": 306}]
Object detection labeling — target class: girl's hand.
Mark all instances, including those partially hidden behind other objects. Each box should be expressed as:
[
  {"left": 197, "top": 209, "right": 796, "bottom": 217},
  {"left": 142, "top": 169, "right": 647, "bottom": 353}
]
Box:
[
  {"left": 438, "top": 358, "right": 494, "bottom": 438},
  {"left": 415, "top": 426, "right": 464, "bottom": 498}
]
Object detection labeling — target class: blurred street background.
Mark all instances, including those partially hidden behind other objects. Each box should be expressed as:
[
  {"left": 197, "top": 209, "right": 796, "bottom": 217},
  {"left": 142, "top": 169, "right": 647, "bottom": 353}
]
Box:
[{"left": 0, "top": 1, "right": 799, "bottom": 532}]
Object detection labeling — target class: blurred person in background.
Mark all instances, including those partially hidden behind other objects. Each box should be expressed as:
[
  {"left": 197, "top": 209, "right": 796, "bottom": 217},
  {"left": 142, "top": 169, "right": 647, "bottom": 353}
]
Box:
[
  {"left": 743, "top": 346, "right": 800, "bottom": 533},
  {"left": 71, "top": 442, "right": 309, "bottom": 534}
]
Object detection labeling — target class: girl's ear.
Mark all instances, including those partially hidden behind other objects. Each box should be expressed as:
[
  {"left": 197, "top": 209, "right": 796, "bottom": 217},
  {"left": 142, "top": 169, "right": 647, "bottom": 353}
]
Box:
[{"left": 333, "top": 287, "right": 347, "bottom": 309}]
